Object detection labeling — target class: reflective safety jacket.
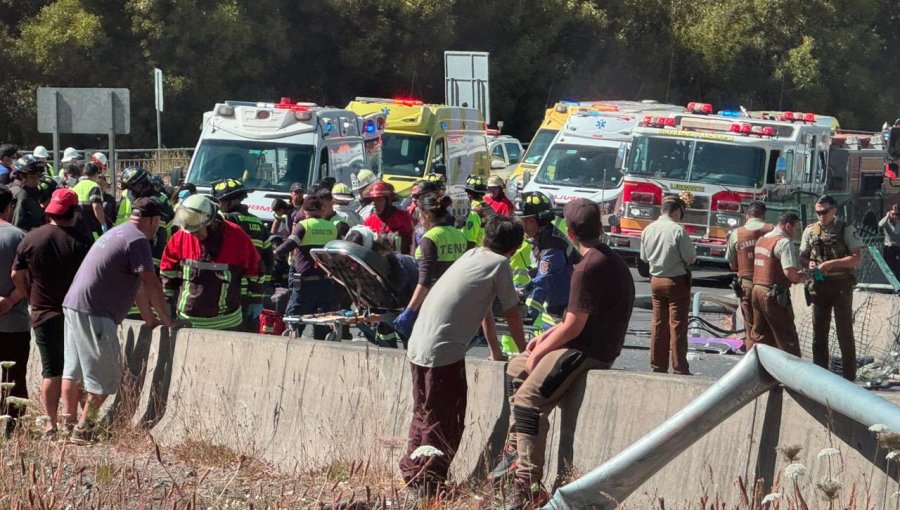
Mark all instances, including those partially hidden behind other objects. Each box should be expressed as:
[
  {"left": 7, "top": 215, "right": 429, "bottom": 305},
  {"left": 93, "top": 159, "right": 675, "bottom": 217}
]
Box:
[
  {"left": 117, "top": 190, "right": 175, "bottom": 265},
  {"left": 273, "top": 217, "right": 339, "bottom": 278},
  {"left": 509, "top": 240, "right": 535, "bottom": 288},
  {"left": 72, "top": 178, "right": 103, "bottom": 240},
  {"left": 414, "top": 225, "right": 468, "bottom": 288},
  {"left": 524, "top": 223, "right": 575, "bottom": 329},
  {"left": 160, "top": 219, "right": 261, "bottom": 330},
  {"left": 223, "top": 206, "right": 274, "bottom": 303}
]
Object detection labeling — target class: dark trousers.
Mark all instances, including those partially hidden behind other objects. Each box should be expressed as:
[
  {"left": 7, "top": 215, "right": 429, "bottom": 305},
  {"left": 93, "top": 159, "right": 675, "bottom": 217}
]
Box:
[
  {"left": 399, "top": 360, "right": 467, "bottom": 487},
  {"left": 885, "top": 245, "right": 900, "bottom": 281},
  {"left": 812, "top": 278, "right": 857, "bottom": 380},
  {"left": 0, "top": 331, "right": 31, "bottom": 434},
  {"left": 286, "top": 277, "right": 335, "bottom": 339},
  {"left": 749, "top": 286, "right": 800, "bottom": 356},
  {"left": 650, "top": 275, "right": 691, "bottom": 374}
]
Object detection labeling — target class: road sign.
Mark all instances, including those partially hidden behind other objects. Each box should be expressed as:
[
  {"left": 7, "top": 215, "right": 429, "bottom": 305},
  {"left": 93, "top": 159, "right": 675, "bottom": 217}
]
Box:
[
  {"left": 444, "top": 51, "right": 490, "bottom": 124},
  {"left": 154, "top": 68, "right": 164, "bottom": 113}
]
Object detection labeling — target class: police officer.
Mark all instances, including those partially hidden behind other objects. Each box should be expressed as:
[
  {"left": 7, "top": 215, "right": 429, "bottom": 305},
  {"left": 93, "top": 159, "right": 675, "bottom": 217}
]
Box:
[
  {"left": 212, "top": 178, "right": 274, "bottom": 331},
  {"left": 71, "top": 163, "right": 108, "bottom": 241},
  {"left": 274, "top": 193, "right": 339, "bottom": 339},
  {"left": 518, "top": 191, "right": 574, "bottom": 332},
  {"left": 640, "top": 196, "right": 696, "bottom": 375},
  {"left": 799, "top": 195, "right": 863, "bottom": 380},
  {"left": 725, "top": 201, "right": 772, "bottom": 341},
  {"left": 463, "top": 175, "right": 493, "bottom": 249},
  {"left": 750, "top": 212, "right": 805, "bottom": 355}
]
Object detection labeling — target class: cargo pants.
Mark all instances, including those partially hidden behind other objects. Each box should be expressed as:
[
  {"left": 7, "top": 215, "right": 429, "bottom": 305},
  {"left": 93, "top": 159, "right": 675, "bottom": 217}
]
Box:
[
  {"left": 749, "top": 285, "right": 800, "bottom": 356},
  {"left": 505, "top": 349, "right": 609, "bottom": 484},
  {"left": 811, "top": 277, "right": 857, "bottom": 380}
]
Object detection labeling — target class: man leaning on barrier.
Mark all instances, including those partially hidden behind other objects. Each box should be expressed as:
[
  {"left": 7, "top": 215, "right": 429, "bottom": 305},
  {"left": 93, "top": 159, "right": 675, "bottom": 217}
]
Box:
[{"left": 492, "top": 198, "right": 635, "bottom": 510}]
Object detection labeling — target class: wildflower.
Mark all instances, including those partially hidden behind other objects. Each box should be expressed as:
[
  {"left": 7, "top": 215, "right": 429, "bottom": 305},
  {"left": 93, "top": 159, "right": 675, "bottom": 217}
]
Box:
[
  {"left": 0, "top": 382, "right": 14, "bottom": 391},
  {"left": 869, "top": 423, "right": 890, "bottom": 433},
  {"left": 817, "top": 447, "right": 840, "bottom": 459},
  {"left": 0, "top": 361, "right": 14, "bottom": 369},
  {"left": 783, "top": 463, "right": 808, "bottom": 481},
  {"left": 410, "top": 445, "right": 444, "bottom": 460},
  {"left": 777, "top": 444, "right": 803, "bottom": 462},
  {"left": 761, "top": 493, "right": 783, "bottom": 505},
  {"left": 888, "top": 450, "right": 900, "bottom": 461},
  {"left": 4, "top": 396, "right": 31, "bottom": 409},
  {"left": 816, "top": 479, "right": 842, "bottom": 501}
]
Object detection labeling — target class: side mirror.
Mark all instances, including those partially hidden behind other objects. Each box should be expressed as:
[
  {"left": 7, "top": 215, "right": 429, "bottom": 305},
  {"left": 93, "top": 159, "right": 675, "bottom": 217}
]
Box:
[
  {"left": 522, "top": 171, "right": 532, "bottom": 185},
  {"left": 491, "top": 158, "right": 506, "bottom": 170},
  {"left": 170, "top": 166, "right": 184, "bottom": 186}
]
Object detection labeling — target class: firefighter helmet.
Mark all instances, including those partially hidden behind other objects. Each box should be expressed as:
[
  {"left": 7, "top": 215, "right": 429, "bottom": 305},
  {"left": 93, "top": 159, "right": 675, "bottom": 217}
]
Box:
[
  {"left": 211, "top": 178, "right": 248, "bottom": 202},
  {"left": 119, "top": 166, "right": 151, "bottom": 191},
  {"left": 351, "top": 169, "right": 377, "bottom": 192},
  {"left": 367, "top": 181, "right": 395, "bottom": 199},
  {"left": 331, "top": 182, "right": 354, "bottom": 202},
  {"left": 424, "top": 173, "right": 446, "bottom": 186},
  {"left": 173, "top": 194, "right": 218, "bottom": 233},
  {"left": 464, "top": 175, "right": 487, "bottom": 194},
  {"left": 518, "top": 191, "right": 554, "bottom": 220},
  {"left": 38, "top": 174, "right": 58, "bottom": 203},
  {"left": 487, "top": 175, "right": 505, "bottom": 188}
]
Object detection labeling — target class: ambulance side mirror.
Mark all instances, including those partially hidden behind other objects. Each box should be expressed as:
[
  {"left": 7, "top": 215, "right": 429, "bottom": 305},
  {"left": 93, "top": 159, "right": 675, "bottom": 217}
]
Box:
[{"left": 491, "top": 158, "right": 506, "bottom": 170}]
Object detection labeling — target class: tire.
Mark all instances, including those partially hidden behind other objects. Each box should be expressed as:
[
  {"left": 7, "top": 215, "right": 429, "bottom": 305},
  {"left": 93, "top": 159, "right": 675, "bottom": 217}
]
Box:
[{"left": 636, "top": 258, "right": 650, "bottom": 278}]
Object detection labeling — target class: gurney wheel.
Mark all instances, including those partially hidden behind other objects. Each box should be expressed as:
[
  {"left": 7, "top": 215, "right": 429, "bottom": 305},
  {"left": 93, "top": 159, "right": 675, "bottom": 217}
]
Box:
[{"left": 325, "top": 332, "right": 339, "bottom": 342}]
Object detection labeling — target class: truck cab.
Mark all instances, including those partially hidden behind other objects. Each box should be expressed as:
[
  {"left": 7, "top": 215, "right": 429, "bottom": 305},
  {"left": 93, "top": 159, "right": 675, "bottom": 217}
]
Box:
[
  {"left": 182, "top": 98, "right": 384, "bottom": 221},
  {"left": 487, "top": 133, "right": 524, "bottom": 180},
  {"left": 346, "top": 97, "right": 490, "bottom": 197}
]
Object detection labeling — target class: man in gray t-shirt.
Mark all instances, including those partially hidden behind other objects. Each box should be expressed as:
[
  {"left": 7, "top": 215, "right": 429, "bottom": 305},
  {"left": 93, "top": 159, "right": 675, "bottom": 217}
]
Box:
[{"left": 399, "top": 216, "right": 526, "bottom": 496}]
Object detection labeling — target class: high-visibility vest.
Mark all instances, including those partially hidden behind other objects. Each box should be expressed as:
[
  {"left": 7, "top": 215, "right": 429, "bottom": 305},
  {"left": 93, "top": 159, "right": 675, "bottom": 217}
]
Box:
[{"left": 414, "top": 225, "right": 467, "bottom": 261}]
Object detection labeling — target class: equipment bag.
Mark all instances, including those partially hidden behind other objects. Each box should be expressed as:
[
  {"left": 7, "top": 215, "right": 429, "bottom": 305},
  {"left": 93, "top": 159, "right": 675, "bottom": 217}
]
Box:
[{"left": 258, "top": 309, "right": 286, "bottom": 336}]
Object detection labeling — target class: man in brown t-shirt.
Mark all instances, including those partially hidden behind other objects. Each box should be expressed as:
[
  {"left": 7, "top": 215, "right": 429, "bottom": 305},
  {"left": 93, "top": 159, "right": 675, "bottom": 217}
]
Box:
[{"left": 493, "top": 198, "right": 635, "bottom": 509}]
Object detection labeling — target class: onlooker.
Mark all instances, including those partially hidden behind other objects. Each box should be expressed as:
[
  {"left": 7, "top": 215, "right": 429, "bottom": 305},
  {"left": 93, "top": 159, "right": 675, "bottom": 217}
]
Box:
[
  {"left": 12, "top": 188, "right": 91, "bottom": 438},
  {"left": 12, "top": 161, "right": 47, "bottom": 232},
  {"left": 287, "top": 182, "right": 306, "bottom": 231},
  {"left": 640, "top": 196, "right": 696, "bottom": 375},
  {"left": 96, "top": 174, "right": 117, "bottom": 231},
  {"left": 72, "top": 163, "right": 108, "bottom": 241},
  {"left": 399, "top": 216, "right": 526, "bottom": 497},
  {"left": 750, "top": 212, "right": 805, "bottom": 355},
  {"left": 484, "top": 175, "right": 514, "bottom": 216},
  {"left": 725, "top": 201, "right": 772, "bottom": 342},
  {"left": 494, "top": 198, "right": 635, "bottom": 509},
  {"left": 61, "top": 197, "right": 175, "bottom": 443},
  {"left": 0, "top": 187, "right": 29, "bottom": 436},
  {"left": 0, "top": 145, "right": 18, "bottom": 184},
  {"left": 879, "top": 204, "right": 900, "bottom": 279},
  {"left": 799, "top": 194, "right": 863, "bottom": 380}
]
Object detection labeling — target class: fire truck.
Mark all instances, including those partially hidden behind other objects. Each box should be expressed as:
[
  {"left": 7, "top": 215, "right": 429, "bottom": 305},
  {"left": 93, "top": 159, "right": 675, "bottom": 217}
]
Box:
[
  {"left": 607, "top": 103, "right": 836, "bottom": 266},
  {"left": 180, "top": 98, "right": 385, "bottom": 221}
]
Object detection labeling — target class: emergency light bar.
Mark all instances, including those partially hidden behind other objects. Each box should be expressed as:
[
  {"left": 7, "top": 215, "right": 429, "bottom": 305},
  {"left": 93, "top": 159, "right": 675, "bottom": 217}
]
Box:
[
  {"left": 778, "top": 111, "right": 816, "bottom": 123},
  {"left": 640, "top": 116, "right": 676, "bottom": 128},
  {"left": 354, "top": 97, "right": 424, "bottom": 107},
  {"left": 686, "top": 102, "right": 714, "bottom": 114}
]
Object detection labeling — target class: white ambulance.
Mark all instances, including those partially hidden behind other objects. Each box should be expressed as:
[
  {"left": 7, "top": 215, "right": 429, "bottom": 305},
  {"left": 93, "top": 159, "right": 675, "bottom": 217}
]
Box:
[
  {"left": 180, "top": 98, "right": 385, "bottom": 221},
  {"left": 521, "top": 101, "right": 684, "bottom": 219}
]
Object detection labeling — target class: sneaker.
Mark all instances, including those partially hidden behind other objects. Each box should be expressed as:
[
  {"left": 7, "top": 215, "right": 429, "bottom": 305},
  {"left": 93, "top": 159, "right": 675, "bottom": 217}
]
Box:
[
  {"left": 68, "top": 424, "right": 98, "bottom": 445},
  {"left": 498, "top": 480, "right": 549, "bottom": 510},
  {"left": 488, "top": 444, "right": 519, "bottom": 485},
  {"left": 41, "top": 428, "right": 58, "bottom": 441}
]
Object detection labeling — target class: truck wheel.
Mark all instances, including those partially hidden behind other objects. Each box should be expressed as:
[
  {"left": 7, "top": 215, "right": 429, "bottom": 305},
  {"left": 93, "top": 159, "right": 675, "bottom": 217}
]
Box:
[{"left": 636, "top": 258, "right": 650, "bottom": 278}]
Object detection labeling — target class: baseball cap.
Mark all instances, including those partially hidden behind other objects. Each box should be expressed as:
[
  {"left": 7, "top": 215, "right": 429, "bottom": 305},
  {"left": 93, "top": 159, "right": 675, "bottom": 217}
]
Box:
[
  {"left": 563, "top": 198, "right": 602, "bottom": 240},
  {"left": 45, "top": 188, "right": 78, "bottom": 215},
  {"left": 290, "top": 182, "right": 304, "bottom": 193},
  {"left": 131, "top": 197, "right": 163, "bottom": 218}
]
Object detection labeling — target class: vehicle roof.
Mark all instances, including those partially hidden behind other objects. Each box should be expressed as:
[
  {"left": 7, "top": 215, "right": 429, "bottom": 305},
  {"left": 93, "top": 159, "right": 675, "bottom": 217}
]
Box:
[
  {"left": 633, "top": 112, "right": 831, "bottom": 144},
  {"left": 346, "top": 98, "right": 485, "bottom": 136},
  {"left": 206, "top": 101, "right": 365, "bottom": 141},
  {"left": 539, "top": 100, "right": 683, "bottom": 131}
]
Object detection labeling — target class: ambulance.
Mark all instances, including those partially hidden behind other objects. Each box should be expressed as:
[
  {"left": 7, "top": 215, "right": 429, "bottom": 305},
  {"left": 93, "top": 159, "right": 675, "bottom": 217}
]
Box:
[
  {"left": 180, "top": 98, "right": 385, "bottom": 221},
  {"left": 607, "top": 102, "right": 834, "bottom": 265},
  {"left": 521, "top": 101, "right": 685, "bottom": 220},
  {"left": 346, "top": 97, "right": 490, "bottom": 197}
]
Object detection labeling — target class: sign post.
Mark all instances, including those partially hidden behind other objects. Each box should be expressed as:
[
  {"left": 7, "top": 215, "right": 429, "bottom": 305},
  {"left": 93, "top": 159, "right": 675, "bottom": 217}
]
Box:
[{"left": 154, "top": 68, "right": 164, "bottom": 173}]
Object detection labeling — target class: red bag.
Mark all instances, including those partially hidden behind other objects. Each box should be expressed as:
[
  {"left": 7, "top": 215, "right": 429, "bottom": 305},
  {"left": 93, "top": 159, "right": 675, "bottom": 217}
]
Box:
[{"left": 258, "top": 309, "right": 285, "bottom": 336}]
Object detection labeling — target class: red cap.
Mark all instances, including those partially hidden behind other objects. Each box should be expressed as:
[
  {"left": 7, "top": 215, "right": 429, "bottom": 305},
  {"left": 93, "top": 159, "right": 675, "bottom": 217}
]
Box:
[{"left": 45, "top": 188, "right": 78, "bottom": 215}]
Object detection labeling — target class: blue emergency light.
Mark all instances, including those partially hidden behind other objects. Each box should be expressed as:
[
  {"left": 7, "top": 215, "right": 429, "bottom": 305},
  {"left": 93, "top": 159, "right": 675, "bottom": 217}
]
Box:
[{"left": 717, "top": 110, "right": 743, "bottom": 118}]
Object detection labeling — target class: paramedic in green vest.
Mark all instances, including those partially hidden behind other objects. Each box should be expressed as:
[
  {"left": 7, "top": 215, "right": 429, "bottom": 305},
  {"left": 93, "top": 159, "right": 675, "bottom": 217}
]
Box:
[
  {"left": 274, "top": 193, "right": 339, "bottom": 339},
  {"left": 393, "top": 192, "right": 468, "bottom": 340},
  {"left": 799, "top": 194, "right": 863, "bottom": 381},
  {"left": 72, "top": 163, "right": 107, "bottom": 241},
  {"left": 463, "top": 175, "right": 493, "bottom": 249},
  {"left": 212, "top": 178, "right": 274, "bottom": 331}
]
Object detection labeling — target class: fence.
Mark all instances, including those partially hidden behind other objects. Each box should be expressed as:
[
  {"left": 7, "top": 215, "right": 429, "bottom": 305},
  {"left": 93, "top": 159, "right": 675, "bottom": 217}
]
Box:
[{"left": 80, "top": 148, "right": 194, "bottom": 184}]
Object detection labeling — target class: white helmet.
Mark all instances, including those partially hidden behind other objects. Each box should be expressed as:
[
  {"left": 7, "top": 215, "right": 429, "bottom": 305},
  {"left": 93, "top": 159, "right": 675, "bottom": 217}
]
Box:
[
  {"left": 173, "top": 194, "right": 218, "bottom": 233},
  {"left": 91, "top": 152, "right": 108, "bottom": 167},
  {"left": 351, "top": 169, "right": 377, "bottom": 192},
  {"left": 32, "top": 146, "right": 49, "bottom": 159},
  {"left": 61, "top": 147, "right": 79, "bottom": 163}
]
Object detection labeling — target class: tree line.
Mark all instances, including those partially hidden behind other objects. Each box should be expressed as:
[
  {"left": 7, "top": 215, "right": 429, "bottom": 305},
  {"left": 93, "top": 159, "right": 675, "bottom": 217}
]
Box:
[{"left": 1, "top": 0, "right": 898, "bottom": 149}]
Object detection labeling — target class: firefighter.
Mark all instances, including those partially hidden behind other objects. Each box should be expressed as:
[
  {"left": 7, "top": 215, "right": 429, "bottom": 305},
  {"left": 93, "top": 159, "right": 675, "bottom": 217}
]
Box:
[
  {"left": 484, "top": 175, "right": 515, "bottom": 216},
  {"left": 71, "top": 163, "right": 108, "bottom": 241},
  {"left": 211, "top": 178, "right": 274, "bottom": 331},
  {"left": 725, "top": 201, "right": 772, "bottom": 342},
  {"left": 273, "top": 193, "right": 340, "bottom": 339},
  {"left": 161, "top": 195, "right": 260, "bottom": 331},
  {"left": 363, "top": 181, "right": 413, "bottom": 254},
  {"left": 393, "top": 192, "right": 468, "bottom": 340},
  {"left": 750, "top": 212, "right": 805, "bottom": 355},
  {"left": 517, "top": 191, "right": 574, "bottom": 332},
  {"left": 799, "top": 195, "right": 863, "bottom": 380},
  {"left": 463, "top": 175, "right": 494, "bottom": 249}
]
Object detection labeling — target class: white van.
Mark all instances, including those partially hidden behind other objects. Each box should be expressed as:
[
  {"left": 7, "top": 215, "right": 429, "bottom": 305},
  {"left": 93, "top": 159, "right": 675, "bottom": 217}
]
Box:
[
  {"left": 522, "top": 101, "right": 684, "bottom": 218},
  {"left": 179, "top": 98, "right": 385, "bottom": 221}
]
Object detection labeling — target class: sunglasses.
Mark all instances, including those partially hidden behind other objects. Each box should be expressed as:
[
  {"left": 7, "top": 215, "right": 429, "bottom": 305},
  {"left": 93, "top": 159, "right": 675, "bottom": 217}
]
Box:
[{"left": 814, "top": 208, "right": 834, "bottom": 216}]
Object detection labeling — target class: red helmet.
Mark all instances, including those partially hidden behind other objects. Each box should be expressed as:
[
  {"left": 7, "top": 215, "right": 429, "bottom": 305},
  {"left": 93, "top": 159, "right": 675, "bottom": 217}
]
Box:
[{"left": 367, "top": 180, "right": 395, "bottom": 199}]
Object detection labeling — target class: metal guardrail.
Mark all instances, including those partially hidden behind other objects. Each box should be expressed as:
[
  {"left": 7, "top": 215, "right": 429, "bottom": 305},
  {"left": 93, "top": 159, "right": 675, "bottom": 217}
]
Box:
[{"left": 544, "top": 344, "right": 900, "bottom": 509}]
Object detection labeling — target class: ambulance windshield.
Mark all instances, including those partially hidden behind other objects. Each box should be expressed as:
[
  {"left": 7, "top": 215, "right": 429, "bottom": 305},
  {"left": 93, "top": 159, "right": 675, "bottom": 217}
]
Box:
[
  {"left": 626, "top": 136, "right": 766, "bottom": 188},
  {"left": 534, "top": 144, "right": 623, "bottom": 190},
  {"left": 521, "top": 129, "right": 557, "bottom": 165},
  {"left": 187, "top": 140, "right": 315, "bottom": 191},
  {"left": 381, "top": 133, "right": 429, "bottom": 176}
]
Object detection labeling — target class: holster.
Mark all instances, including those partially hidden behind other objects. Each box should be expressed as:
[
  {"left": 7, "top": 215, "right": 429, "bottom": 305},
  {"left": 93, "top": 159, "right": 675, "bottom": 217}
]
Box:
[
  {"left": 730, "top": 276, "right": 744, "bottom": 299},
  {"left": 767, "top": 284, "right": 791, "bottom": 308}
]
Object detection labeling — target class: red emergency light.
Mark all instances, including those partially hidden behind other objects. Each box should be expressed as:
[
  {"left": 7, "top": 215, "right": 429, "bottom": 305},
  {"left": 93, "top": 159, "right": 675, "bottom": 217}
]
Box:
[
  {"left": 393, "top": 97, "right": 424, "bottom": 107},
  {"left": 624, "top": 181, "right": 663, "bottom": 205},
  {"left": 687, "top": 102, "right": 714, "bottom": 114},
  {"left": 640, "top": 116, "right": 676, "bottom": 128},
  {"left": 274, "top": 98, "right": 312, "bottom": 112}
]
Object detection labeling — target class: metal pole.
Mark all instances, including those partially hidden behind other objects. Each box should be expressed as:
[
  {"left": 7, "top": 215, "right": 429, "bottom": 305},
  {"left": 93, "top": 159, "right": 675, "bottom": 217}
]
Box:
[
  {"left": 108, "top": 91, "right": 116, "bottom": 187},
  {"left": 52, "top": 91, "right": 60, "bottom": 174},
  {"left": 156, "top": 107, "right": 162, "bottom": 174}
]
